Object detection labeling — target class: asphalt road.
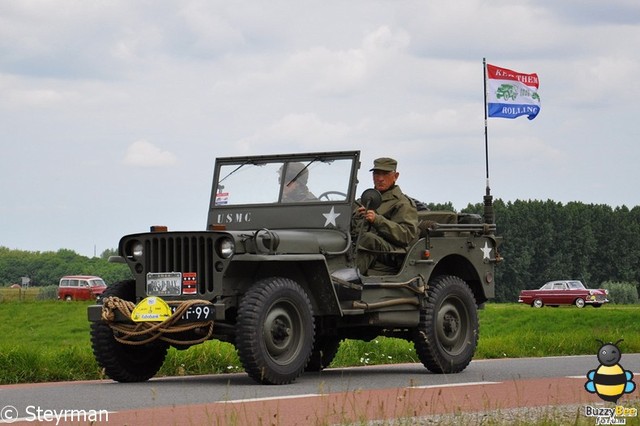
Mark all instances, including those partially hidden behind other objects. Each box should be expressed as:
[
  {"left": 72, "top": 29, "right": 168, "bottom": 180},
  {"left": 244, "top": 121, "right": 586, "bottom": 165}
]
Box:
[{"left": 1, "top": 354, "right": 639, "bottom": 425}]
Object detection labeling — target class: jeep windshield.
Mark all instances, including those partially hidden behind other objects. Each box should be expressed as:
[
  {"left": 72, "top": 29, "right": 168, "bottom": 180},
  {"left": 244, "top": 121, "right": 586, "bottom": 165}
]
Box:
[
  {"left": 213, "top": 154, "right": 356, "bottom": 206},
  {"left": 207, "top": 151, "right": 360, "bottom": 231}
]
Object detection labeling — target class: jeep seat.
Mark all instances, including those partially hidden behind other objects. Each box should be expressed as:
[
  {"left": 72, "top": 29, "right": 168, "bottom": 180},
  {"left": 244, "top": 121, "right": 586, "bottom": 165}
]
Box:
[{"left": 417, "top": 210, "right": 457, "bottom": 238}]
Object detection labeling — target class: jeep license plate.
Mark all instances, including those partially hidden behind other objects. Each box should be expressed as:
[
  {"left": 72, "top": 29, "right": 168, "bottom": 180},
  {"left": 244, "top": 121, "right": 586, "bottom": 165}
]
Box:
[
  {"left": 147, "top": 272, "right": 182, "bottom": 296},
  {"left": 171, "top": 304, "right": 214, "bottom": 322}
]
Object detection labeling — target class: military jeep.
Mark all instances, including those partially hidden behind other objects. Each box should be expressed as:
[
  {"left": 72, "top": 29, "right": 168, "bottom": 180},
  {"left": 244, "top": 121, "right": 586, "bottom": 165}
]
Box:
[{"left": 88, "top": 150, "right": 501, "bottom": 385}]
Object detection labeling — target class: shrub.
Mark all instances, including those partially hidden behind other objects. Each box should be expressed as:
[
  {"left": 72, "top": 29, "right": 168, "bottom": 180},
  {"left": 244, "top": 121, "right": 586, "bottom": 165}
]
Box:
[{"left": 601, "top": 281, "right": 639, "bottom": 304}]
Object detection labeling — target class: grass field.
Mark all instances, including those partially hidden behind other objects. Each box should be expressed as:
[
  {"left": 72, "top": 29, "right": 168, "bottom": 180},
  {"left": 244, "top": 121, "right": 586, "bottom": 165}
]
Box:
[{"left": 0, "top": 301, "right": 638, "bottom": 384}]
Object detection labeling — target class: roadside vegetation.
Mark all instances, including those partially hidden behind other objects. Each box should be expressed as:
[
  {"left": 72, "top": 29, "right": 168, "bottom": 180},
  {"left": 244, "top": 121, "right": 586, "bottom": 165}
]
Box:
[{"left": 1, "top": 301, "right": 638, "bottom": 385}]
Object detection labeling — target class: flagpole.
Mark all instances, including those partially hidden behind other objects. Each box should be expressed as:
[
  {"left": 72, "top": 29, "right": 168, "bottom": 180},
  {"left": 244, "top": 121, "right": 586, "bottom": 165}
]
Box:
[
  {"left": 483, "top": 58, "right": 494, "bottom": 224},
  {"left": 483, "top": 58, "right": 490, "bottom": 196}
]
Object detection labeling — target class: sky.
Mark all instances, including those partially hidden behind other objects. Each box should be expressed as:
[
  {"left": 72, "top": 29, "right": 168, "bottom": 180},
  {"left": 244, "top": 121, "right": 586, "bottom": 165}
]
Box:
[{"left": 1, "top": 0, "right": 639, "bottom": 257}]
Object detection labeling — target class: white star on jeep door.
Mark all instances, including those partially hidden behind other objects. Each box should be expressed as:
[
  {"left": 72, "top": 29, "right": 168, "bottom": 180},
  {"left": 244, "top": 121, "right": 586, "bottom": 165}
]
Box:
[
  {"left": 480, "top": 242, "right": 492, "bottom": 259},
  {"left": 322, "top": 206, "right": 341, "bottom": 227}
]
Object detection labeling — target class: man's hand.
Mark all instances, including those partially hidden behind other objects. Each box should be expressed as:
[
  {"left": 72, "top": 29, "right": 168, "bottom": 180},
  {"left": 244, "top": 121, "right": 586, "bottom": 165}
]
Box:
[{"left": 357, "top": 206, "right": 376, "bottom": 223}]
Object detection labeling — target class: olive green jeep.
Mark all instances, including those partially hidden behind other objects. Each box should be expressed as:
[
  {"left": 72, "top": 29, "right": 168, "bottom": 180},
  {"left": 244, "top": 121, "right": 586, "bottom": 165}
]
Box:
[{"left": 88, "top": 150, "right": 501, "bottom": 385}]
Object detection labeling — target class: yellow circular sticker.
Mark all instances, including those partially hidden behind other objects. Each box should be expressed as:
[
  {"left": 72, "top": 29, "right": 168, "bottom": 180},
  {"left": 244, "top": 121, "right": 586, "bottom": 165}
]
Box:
[{"left": 131, "top": 296, "right": 172, "bottom": 322}]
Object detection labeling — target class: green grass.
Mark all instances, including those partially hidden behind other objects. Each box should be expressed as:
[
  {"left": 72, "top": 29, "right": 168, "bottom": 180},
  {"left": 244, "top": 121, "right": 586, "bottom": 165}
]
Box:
[
  {"left": 478, "top": 303, "right": 640, "bottom": 358},
  {"left": 0, "top": 301, "right": 638, "bottom": 384}
]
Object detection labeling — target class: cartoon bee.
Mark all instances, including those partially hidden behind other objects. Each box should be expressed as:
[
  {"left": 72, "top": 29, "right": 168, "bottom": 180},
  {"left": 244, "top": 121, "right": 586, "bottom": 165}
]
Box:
[{"left": 585, "top": 339, "right": 636, "bottom": 403}]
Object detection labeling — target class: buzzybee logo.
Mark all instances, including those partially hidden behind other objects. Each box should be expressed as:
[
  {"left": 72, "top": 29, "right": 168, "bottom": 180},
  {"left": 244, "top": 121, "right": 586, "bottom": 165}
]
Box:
[{"left": 585, "top": 339, "right": 635, "bottom": 403}]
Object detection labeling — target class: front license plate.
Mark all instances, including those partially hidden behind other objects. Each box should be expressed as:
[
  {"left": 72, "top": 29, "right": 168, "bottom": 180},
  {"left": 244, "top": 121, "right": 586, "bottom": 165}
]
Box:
[
  {"left": 147, "top": 272, "right": 182, "bottom": 296},
  {"left": 172, "top": 304, "right": 215, "bottom": 322}
]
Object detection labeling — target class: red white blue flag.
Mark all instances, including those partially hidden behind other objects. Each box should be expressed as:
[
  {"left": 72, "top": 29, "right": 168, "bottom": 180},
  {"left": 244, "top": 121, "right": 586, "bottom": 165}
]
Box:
[{"left": 486, "top": 63, "right": 540, "bottom": 120}]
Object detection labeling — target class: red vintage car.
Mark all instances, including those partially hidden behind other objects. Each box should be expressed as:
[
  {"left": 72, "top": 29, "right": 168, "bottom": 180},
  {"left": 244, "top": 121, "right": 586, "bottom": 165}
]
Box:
[
  {"left": 518, "top": 280, "right": 609, "bottom": 308},
  {"left": 57, "top": 275, "right": 107, "bottom": 301}
]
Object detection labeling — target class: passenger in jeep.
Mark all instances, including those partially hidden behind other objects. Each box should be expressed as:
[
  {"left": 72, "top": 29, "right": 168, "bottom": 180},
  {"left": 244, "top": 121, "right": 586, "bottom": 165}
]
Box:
[
  {"left": 279, "top": 162, "right": 317, "bottom": 203},
  {"left": 354, "top": 157, "right": 418, "bottom": 274}
]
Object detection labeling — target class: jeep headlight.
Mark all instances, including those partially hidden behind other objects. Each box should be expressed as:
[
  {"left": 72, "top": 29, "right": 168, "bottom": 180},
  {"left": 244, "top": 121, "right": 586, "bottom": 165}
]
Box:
[
  {"left": 128, "top": 240, "right": 144, "bottom": 260},
  {"left": 217, "top": 237, "right": 235, "bottom": 259}
]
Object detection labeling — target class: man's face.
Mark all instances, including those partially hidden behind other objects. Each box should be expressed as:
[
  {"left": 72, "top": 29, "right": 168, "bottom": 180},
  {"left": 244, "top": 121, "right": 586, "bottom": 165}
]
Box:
[{"left": 372, "top": 170, "right": 398, "bottom": 192}]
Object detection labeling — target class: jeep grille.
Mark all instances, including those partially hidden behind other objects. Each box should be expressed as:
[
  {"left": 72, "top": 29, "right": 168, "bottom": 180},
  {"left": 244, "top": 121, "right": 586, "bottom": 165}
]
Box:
[{"left": 142, "top": 235, "right": 216, "bottom": 294}]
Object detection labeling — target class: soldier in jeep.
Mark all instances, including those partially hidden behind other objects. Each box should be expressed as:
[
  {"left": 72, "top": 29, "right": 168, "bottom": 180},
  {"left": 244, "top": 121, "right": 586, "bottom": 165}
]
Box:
[
  {"left": 353, "top": 157, "right": 418, "bottom": 274},
  {"left": 279, "top": 162, "right": 317, "bottom": 203}
]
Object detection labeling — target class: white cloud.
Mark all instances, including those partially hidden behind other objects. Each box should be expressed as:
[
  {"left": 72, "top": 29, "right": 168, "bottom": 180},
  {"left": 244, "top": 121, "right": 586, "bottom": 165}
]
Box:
[
  {"left": 281, "top": 46, "right": 368, "bottom": 95},
  {"left": 278, "top": 26, "right": 411, "bottom": 95},
  {"left": 363, "top": 26, "right": 410, "bottom": 53},
  {"left": 238, "top": 113, "right": 352, "bottom": 153},
  {"left": 123, "top": 140, "right": 178, "bottom": 167}
]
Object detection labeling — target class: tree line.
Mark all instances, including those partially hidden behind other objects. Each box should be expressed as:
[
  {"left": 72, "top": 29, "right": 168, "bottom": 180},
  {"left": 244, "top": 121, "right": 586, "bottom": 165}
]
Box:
[
  {"left": 1, "top": 199, "right": 639, "bottom": 302},
  {"left": 0, "top": 247, "right": 131, "bottom": 288},
  {"left": 456, "top": 199, "right": 640, "bottom": 302}
]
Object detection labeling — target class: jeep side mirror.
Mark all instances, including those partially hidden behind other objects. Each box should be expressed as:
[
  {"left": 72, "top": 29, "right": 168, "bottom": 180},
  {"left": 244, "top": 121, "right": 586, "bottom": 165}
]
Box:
[{"left": 360, "top": 188, "right": 382, "bottom": 210}]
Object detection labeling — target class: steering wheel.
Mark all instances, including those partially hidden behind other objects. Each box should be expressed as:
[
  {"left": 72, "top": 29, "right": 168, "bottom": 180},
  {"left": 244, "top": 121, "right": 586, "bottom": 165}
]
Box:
[{"left": 318, "top": 191, "right": 347, "bottom": 201}]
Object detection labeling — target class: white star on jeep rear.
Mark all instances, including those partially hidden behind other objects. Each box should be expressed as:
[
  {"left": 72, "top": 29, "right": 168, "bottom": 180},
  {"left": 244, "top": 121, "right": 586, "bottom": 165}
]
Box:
[
  {"left": 481, "top": 242, "right": 492, "bottom": 259},
  {"left": 322, "top": 206, "right": 340, "bottom": 227}
]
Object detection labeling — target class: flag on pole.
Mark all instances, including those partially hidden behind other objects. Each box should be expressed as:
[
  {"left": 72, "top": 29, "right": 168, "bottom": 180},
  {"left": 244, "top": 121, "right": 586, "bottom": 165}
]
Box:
[{"left": 486, "top": 63, "right": 540, "bottom": 120}]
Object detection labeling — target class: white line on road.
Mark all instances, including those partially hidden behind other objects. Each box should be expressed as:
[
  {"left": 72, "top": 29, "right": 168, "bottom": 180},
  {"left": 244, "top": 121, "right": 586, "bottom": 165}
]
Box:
[{"left": 409, "top": 381, "right": 501, "bottom": 389}]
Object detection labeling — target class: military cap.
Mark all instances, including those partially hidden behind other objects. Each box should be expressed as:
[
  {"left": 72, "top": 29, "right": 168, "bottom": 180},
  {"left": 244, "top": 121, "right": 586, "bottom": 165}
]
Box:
[{"left": 370, "top": 157, "right": 398, "bottom": 172}]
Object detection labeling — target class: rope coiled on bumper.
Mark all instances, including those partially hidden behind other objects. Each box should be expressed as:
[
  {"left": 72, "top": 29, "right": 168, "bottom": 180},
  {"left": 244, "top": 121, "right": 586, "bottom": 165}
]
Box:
[{"left": 100, "top": 296, "right": 215, "bottom": 346}]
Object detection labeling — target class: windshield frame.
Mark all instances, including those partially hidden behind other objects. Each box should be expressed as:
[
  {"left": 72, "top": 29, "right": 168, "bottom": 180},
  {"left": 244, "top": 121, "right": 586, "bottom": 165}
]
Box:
[{"left": 207, "top": 150, "right": 361, "bottom": 232}]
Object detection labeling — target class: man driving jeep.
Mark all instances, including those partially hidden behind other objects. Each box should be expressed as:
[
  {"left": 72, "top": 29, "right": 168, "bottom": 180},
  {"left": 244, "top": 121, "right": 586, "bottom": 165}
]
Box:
[{"left": 353, "top": 157, "right": 418, "bottom": 274}]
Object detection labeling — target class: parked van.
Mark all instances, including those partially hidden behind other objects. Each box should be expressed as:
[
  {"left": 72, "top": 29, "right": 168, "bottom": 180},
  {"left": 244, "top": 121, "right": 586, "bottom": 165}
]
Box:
[{"left": 58, "top": 275, "right": 107, "bottom": 301}]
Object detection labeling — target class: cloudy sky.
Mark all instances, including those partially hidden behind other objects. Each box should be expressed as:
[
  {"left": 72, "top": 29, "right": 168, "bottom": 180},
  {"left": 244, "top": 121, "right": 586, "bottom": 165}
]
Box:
[{"left": 1, "top": 0, "right": 639, "bottom": 257}]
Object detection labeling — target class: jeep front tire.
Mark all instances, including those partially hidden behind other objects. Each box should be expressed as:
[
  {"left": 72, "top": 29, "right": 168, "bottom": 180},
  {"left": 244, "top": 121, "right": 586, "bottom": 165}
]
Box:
[
  {"left": 236, "top": 277, "right": 315, "bottom": 384},
  {"left": 90, "top": 280, "right": 168, "bottom": 382}
]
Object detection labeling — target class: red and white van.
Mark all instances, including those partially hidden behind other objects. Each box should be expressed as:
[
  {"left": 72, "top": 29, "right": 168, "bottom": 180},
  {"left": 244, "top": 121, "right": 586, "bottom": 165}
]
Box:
[{"left": 57, "top": 275, "right": 107, "bottom": 301}]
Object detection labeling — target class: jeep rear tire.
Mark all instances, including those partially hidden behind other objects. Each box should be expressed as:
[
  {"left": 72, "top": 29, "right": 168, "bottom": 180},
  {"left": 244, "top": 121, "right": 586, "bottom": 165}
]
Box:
[
  {"left": 90, "top": 280, "right": 168, "bottom": 382},
  {"left": 413, "top": 275, "right": 478, "bottom": 374},
  {"left": 236, "top": 277, "right": 315, "bottom": 384}
]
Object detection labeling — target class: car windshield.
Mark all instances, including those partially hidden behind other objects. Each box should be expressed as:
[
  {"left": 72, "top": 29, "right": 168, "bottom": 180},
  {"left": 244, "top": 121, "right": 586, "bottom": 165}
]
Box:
[
  {"left": 214, "top": 157, "right": 353, "bottom": 205},
  {"left": 90, "top": 279, "right": 106, "bottom": 287}
]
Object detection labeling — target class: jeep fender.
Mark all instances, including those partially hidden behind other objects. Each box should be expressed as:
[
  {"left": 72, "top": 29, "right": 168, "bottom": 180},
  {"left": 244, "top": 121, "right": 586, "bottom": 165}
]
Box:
[
  {"left": 227, "top": 254, "right": 342, "bottom": 316},
  {"left": 429, "top": 253, "right": 489, "bottom": 304}
]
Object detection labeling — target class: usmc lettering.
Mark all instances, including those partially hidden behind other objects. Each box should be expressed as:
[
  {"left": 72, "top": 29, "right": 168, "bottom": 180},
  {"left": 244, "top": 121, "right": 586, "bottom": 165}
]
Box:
[{"left": 216, "top": 212, "right": 252, "bottom": 223}]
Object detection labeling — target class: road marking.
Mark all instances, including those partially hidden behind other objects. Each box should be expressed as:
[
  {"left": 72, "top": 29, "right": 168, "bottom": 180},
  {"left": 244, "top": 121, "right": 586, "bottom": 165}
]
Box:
[
  {"left": 221, "top": 394, "right": 322, "bottom": 404},
  {"left": 410, "top": 381, "right": 501, "bottom": 389},
  {"left": 219, "top": 382, "right": 504, "bottom": 404}
]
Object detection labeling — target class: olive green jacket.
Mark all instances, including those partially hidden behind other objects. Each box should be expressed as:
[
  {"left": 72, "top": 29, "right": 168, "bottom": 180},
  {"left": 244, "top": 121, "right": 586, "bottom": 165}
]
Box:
[
  {"left": 282, "top": 185, "right": 317, "bottom": 203},
  {"left": 354, "top": 185, "right": 419, "bottom": 249}
]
